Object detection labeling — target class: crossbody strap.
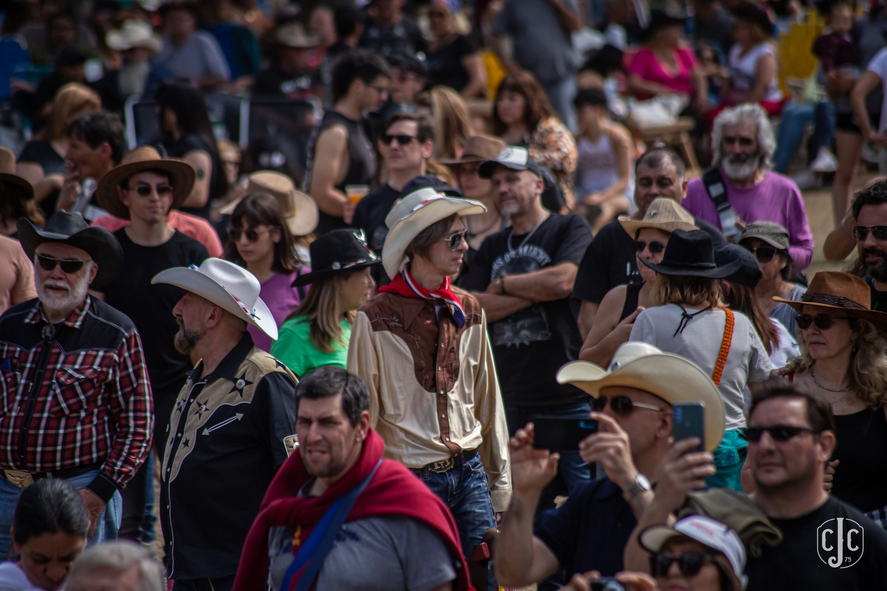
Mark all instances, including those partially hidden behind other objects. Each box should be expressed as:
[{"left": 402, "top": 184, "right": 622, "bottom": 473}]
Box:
[
  {"left": 712, "top": 308, "right": 734, "bottom": 387},
  {"left": 702, "top": 167, "right": 740, "bottom": 241}
]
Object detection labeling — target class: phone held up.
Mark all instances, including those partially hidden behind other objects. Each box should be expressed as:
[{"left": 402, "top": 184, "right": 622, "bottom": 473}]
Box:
[
  {"left": 672, "top": 402, "right": 705, "bottom": 453},
  {"left": 532, "top": 416, "right": 598, "bottom": 452}
]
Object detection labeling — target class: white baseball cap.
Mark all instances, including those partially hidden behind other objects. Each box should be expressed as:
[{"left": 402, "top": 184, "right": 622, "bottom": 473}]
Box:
[{"left": 640, "top": 515, "right": 746, "bottom": 583}]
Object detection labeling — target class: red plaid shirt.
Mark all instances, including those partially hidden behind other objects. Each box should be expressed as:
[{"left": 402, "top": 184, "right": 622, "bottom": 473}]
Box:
[{"left": 0, "top": 296, "right": 152, "bottom": 498}]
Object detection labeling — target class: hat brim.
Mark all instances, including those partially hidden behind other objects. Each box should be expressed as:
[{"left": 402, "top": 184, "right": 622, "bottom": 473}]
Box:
[
  {"left": 556, "top": 357, "right": 726, "bottom": 452},
  {"left": 478, "top": 159, "right": 528, "bottom": 179},
  {"left": 382, "top": 199, "right": 486, "bottom": 278},
  {"left": 292, "top": 259, "right": 381, "bottom": 287},
  {"left": 106, "top": 32, "right": 163, "bottom": 53},
  {"left": 639, "top": 526, "right": 696, "bottom": 554},
  {"left": 773, "top": 298, "right": 887, "bottom": 329},
  {"left": 620, "top": 218, "right": 698, "bottom": 237},
  {"left": 0, "top": 173, "right": 35, "bottom": 201},
  {"left": 738, "top": 234, "right": 788, "bottom": 251},
  {"left": 152, "top": 266, "right": 278, "bottom": 339},
  {"left": 639, "top": 257, "right": 743, "bottom": 279},
  {"left": 439, "top": 154, "right": 488, "bottom": 165},
  {"left": 96, "top": 159, "right": 195, "bottom": 220},
  {"left": 220, "top": 187, "right": 319, "bottom": 237}
]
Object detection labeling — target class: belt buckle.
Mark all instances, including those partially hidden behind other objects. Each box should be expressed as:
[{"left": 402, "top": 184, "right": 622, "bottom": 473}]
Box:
[
  {"left": 429, "top": 458, "right": 454, "bottom": 473},
  {"left": 3, "top": 470, "right": 34, "bottom": 489}
]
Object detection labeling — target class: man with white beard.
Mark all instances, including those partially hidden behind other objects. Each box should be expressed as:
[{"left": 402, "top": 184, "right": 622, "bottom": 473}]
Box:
[
  {"left": 682, "top": 103, "right": 814, "bottom": 271},
  {"left": 0, "top": 211, "right": 152, "bottom": 556}
]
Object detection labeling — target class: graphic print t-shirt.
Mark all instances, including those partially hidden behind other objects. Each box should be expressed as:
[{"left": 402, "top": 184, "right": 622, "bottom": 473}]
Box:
[{"left": 462, "top": 214, "right": 591, "bottom": 406}]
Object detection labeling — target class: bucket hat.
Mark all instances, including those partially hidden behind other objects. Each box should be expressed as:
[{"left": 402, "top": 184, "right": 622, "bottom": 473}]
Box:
[
  {"left": 773, "top": 271, "right": 887, "bottom": 329},
  {"left": 292, "top": 229, "right": 381, "bottom": 287},
  {"left": 221, "top": 171, "right": 319, "bottom": 237},
  {"left": 640, "top": 229, "right": 742, "bottom": 279}
]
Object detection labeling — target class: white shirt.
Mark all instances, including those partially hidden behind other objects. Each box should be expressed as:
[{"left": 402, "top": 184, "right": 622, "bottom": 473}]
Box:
[
  {"left": 867, "top": 47, "right": 887, "bottom": 132},
  {"left": 728, "top": 43, "right": 783, "bottom": 103}
]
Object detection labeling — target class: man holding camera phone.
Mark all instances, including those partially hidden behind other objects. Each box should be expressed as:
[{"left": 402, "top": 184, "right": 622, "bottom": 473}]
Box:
[{"left": 495, "top": 342, "right": 725, "bottom": 588}]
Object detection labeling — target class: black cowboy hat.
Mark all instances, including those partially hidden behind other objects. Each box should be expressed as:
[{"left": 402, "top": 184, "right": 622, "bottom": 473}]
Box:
[
  {"left": 714, "top": 242, "right": 761, "bottom": 288},
  {"left": 18, "top": 212, "right": 123, "bottom": 288},
  {"left": 640, "top": 229, "right": 743, "bottom": 278},
  {"left": 292, "top": 229, "right": 381, "bottom": 287}
]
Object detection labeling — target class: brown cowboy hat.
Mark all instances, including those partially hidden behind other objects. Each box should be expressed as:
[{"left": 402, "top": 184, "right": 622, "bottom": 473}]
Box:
[
  {"left": 773, "top": 271, "right": 887, "bottom": 329},
  {"left": 220, "top": 171, "right": 318, "bottom": 236},
  {"left": 0, "top": 147, "right": 34, "bottom": 201},
  {"left": 95, "top": 146, "right": 195, "bottom": 220},
  {"left": 438, "top": 135, "right": 507, "bottom": 165}
]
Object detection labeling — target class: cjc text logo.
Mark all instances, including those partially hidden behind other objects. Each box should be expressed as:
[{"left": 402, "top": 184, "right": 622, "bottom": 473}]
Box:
[{"left": 817, "top": 517, "right": 865, "bottom": 569}]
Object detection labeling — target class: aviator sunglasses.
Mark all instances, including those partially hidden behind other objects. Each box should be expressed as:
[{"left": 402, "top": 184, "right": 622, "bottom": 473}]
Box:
[
  {"left": 591, "top": 395, "right": 664, "bottom": 416},
  {"left": 650, "top": 552, "right": 720, "bottom": 578},
  {"left": 633, "top": 240, "right": 666, "bottom": 255},
  {"left": 853, "top": 225, "right": 887, "bottom": 241},
  {"left": 795, "top": 313, "right": 853, "bottom": 330},
  {"left": 744, "top": 425, "right": 819, "bottom": 442},
  {"left": 36, "top": 254, "right": 89, "bottom": 274},
  {"left": 441, "top": 231, "right": 467, "bottom": 251},
  {"left": 227, "top": 227, "right": 271, "bottom": 242}
]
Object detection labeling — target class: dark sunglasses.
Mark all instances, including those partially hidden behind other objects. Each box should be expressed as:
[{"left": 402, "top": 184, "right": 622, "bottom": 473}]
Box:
[
  {"left": 650, "top": 552, "right": 720, "bottom": 578},
  {"left": 382, "top": 134, "right": 417, "bottom": 146},
  {"left": 36, "top": 254, "right": 89, "bottom": 274},
  {"left": 634, "top": 240, "right": 666, "bottom": 255},
  {"left": 228, "top": 227, "right": 270, "bottom": 242},
  {"left": 129, "top": 183, "right": 172, "bottom": 197},
  {"left": 853, "top": 225, "right": 887, "bottom": 241},
  {"left": 744, "top": 425, "right": 819, "bottom": 443},
  {"left": 795, "top": 314, "right": 853, "bottom": 330},
  {"left": 441, "top": 231, "right": 467, "bottom": 251},
  {"left": 741, "top": 244, "right": 777, "bottom": 263},
  {"left": 592, "top": 395, "right": 664, "bottom": 416}
]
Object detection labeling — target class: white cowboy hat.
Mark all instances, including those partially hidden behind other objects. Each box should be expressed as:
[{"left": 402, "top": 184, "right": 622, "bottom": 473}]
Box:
[
  {"left": 152, "top": 258, "right": 278, "bottom": 340},
  {"left": 220, "top": 171, "right": 318, "bottom": 237},
  {"left": 106, "top": 20, "right": 163, "bottom": 53},
  {"left": 382, "top": 187, "right": 485, "bottom": 278},
  {"left": 556, "top": 342, "right": 725, "bottom": 452}
]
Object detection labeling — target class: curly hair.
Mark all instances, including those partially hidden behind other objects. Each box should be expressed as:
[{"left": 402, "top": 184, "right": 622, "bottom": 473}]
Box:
[
  {"left": 711, "top": 103, "right": 777, "bottom": 170},
  {"left": 851, "top": 179, "right": 887, "bottom": 219}
]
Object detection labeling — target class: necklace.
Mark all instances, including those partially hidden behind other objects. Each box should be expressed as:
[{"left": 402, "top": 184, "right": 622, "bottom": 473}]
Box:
[
  {"left": 466, "top": 213, "right": 502, "bottom": 239},
  {"left": 507, "top": 213, "right": 548, "bottom": 254},
  {"left": 810, "top": 368, "right": 851, "bottom": 405}
]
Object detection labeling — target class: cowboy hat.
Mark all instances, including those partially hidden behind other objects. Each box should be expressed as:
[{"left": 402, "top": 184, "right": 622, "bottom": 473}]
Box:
[
  {"left": 106, "top": 20, "right": 163, "bottom": 53},
  {"left": 640, "top": 229, "right": 742, "bottom": 279},
  {"left": 18, "top": 212, "right": 123, "bottom": 288},
  {"left": 0, "top": 147, "right": 34, "bottom": 201},
  {"left": 152, "top": 258, "right": 278, "bottom": 339},
  {"left": 95, "top": 146, "right": 195, "bottom": 220},
  {"left": 275, "top": 22, "right": 320, "bottom": 49},
  {"left": 556, "top": 342, "right": 726, "bottom": 452},
  {"left": 619, "top": 197, "right": 697, "bottom": 238},
  {"left": 382, "top": 187, "right": 486, "bottom": 278},
  {"left": 220, "top": 171, "right": 318, "bottom": 237},
  {"left": 438, "top": 135, "right": 507, "bottom": 166},
  {"left": 292, "top": 229, "right": 381, "bottom": 287},
  {"left": 773, "top": 271, "right": 887, "bottom": 329}
]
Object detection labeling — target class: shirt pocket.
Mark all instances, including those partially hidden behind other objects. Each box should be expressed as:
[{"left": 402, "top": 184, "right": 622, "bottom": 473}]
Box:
[
  {"left": 52, "top": 366, "right": 108, "bottom": 417},
  {"left": 0, "top": 369, "right": 22, "bottom": 415}
]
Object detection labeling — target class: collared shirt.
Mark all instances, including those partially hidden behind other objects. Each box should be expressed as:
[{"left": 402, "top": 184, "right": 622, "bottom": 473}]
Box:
[
  {"left": 161, "top": 333, "right": 297, "bottom": 580},
  {"left": 347, "top": 288, "right": 511, "bottom": 512},
  {"left": 0, "top": 296, "right": 152, "bottom": 502}
]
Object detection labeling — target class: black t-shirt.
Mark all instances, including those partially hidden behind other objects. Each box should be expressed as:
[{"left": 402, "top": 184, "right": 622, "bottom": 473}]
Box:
[
  {"left": 162, "top": 134, "right": 222, "bottom": 220},
  {"left": 461, "top": 214, "right": 592, "bottom": 407},
  {"left": 359, "top": 16, "right": 427, "bottom": 61},
  {"left": 252, "top": 66, "right": 318, "bottom": 101},
  {"left": 864, "top": 276, "right": 887, "bottom": 312},
  {"left": 426, "top": 34, "right": 477, "bottom": 92},
  {"left": 746, "top": 496, "right": 887, "bottom": 590}
]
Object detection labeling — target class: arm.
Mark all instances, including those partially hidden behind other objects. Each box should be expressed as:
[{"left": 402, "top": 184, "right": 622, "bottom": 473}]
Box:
[
  {"left": 498, "top": 262, "right": 579, "bottom": 303},
  {"left": 691, "top": 64, "right": 709, "bottom": 112},
  {"left": 546, "top": 0, "right": 584, "bottom": 32},
  {"left": 308, "top": 126, "right": 352, "bottom": 221},
  {"left": 784, "top": 187, "right": 815, "bottom": 270},
  {"left": 180, "top": 150, "right": 213, "bottom": 209},
  {"left": 747, "top": 52, "right": 777, "bottom": 104},
  {"left": 255, "top": 372, "right": 298, "bottom": 470},
  {"left": 347, "top": 311, "right": 382, "bottom": 426},
  {"left": 626, "top": 74, "right": 677, "bottom": 98},
  {"left": 822, "top": 212, "right": 857, "bottom": 262},
  {"left": 577, "top": 300, "right": 599, "bottom": 341},
  {"left": 11, "top": 250, "right": 36, "bottom": 305},
  {"left": 851, "top": 70, "right": 885, "bottom": 145},
  {"left": 472, "top": 293, "right": 533, "bottom": 323},
  {"left": 579, "top": 293, "right": 642, "bottom": 366},
  {"left": 460, "top": 54, "right": 488, "bottom": 99},
  {"left": 592, "top": 126, "right": 633, "bottom": 202}
]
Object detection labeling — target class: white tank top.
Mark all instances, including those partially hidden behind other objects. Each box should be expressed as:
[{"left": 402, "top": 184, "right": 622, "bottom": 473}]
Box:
[
  {"left": 728, "top": 43, "right": 783, "bottom": 103},
  {"left": 577, "top": 134, "right": 635, "bottom": 207}
]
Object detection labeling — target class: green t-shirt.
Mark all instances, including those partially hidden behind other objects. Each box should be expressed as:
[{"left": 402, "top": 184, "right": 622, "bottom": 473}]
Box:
[{"left": 271, "top": 315, "right": 351, "bottom": 378}]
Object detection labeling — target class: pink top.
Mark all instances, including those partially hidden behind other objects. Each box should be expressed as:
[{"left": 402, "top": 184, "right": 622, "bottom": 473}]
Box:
[
  {"left": 626, "top": 47, "right": 698, "bottom": 100},
  {"left": 249, "top": 270, "right": 308, "bottom": 353}
]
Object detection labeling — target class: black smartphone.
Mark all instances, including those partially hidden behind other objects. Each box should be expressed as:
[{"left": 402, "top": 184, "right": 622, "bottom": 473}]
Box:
[
  {"left": 532, "top": 416, "right": 598, "bottom": 452},
  {"left": 589, "top": 577, "right": 624, "bottom": 591},
  {"left": 672, "top": 402, "right": 705, "bottom": 452}
]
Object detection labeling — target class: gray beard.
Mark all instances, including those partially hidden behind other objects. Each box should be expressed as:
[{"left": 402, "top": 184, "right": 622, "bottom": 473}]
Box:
[
  {"left": 118, "top": 61, "right": 150, "bottom": 97},
  {"left": 721, "top": 154, "right": 762, "bottom": 181}
]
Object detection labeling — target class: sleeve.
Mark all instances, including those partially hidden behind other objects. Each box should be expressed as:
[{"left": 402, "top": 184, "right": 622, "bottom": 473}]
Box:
[
  {"left": 867, "top": 47, "right": 887, "bottom": 74},
  {"left": 473, "top": 310, "right": 512, "bottom": 512},
  {"left": 628, "top": 310, "right": 655, "bottom": 344},
  {"left": 681, "top": 178, "right": 721, "bottom": 227},
  {"left": 570, "top": 227, "right": 613, "bottom": 303},
  {"left": 201, "top": 33, "right": 231, "bottom": 80},
  {"left": 455, "top": 34, "right": 478, "bottom": 57},
  {"left": 533, "top": 487, "right": 589, "bottom": 570},
  {"left": 270, "top": 322, "right": 309, "bottom": 378},
  {"left": 11, "top": 250, "right": 36, "bottom": 305},
  {"left": 459, "top": 238, "right": 494, "bottom": 291},
  {"left": 783, "top": 185, "right": 814, "bottom": 270},
  {"left": 744, "top": 318, "right": 773, "bottom": 382},
  {"left": 395, "top": 518, "right": 457, "bottom": 591},
  {"left": 553, "top": 217, "right": 593, "bottom": 266},
  {"left": 252, "top": 371, "right": 297, "bottom": 470},
  {"left": 625, "top": 49, "right": 649, "bottom": 78},
  {"left": 347, "top": 311, "right": 383, "bottom": 426}
]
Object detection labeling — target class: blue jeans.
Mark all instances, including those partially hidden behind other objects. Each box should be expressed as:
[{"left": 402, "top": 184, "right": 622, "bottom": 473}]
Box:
[
  {"left": 772, "top": 101, "right": 836, "bottom": 173},
  {"left": 0, "top": 469, "right": 122, "bottom": 558},
  {"left": 542, "top": 77, "right": 578, "bottom": 133}
]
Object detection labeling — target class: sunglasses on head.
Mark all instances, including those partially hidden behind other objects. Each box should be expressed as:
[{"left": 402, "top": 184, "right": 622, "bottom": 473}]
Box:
[
  {"left": 650, "top": 551, "right": 720, "bottom": 578},
  {"left": 744, "top": 424, "right": 819, "bottom": 442},
  {"left": 129, "top": 183, "right": 172, "bottom": 197},
  {"left": 591, "top": 395, "right": 664, "bottom": 416},
  {"left": 853, "top": 225, "right": 887, "bottom": 241},
  {"left": 36, "top": 254, "right": 89, "bottom": 274},
  {"left": 382, "top": 134, "right": 417, "bottom": 146},
  {"left": 441, "top": 231, "right": 467, "bottom": 251},
  {"left": 741, "top": 243, "right": 778, "bottom": 263},
  {"left": 795, "top": 313, "right": 853, "bottom": 330},
  {"left": 228, "top": 227, "right": 270, "bottom": 242},
  {"left": 634, "top": 240, "right": 666, "bottom": 255}
]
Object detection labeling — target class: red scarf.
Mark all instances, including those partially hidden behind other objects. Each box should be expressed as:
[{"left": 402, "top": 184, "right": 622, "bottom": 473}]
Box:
[
  {"left": 378, "top": 265, "right": 466, "bottom": 327},
  {"left": 232, "top": 429, "right": 472, "bottom": 591}
]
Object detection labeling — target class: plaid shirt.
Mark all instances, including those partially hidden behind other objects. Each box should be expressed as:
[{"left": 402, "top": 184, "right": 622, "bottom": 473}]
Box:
[{"left": 0, "top": 296, "right": 153, "bottom": 500}]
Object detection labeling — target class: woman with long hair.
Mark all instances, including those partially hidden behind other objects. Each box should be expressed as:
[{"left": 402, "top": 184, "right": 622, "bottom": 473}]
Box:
[
  {"left": 429, "top": 85, "right": 476, "bottom": 161},
  {"left": 271, "top": 229, "right": 380, "bottom": 378},
  {"left": 491, "top": 71, "right": 577, "bottom": 209}
]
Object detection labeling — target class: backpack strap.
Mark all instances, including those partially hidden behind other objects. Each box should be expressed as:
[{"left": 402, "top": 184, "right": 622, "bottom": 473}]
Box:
[
  {"left": 702, "top": 167, "right": 741, "bottom": 241},
  {"left": 712, "top": 308, "right": 735, "bottom": 387}
]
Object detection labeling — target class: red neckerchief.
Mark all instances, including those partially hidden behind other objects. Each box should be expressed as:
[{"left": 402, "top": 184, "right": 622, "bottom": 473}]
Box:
[{"left": 378, "top": 265, "right": 466, "bottom": 327}]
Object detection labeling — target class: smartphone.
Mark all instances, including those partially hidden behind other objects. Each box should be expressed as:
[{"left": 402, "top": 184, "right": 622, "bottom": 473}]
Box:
[
  {"left": 283, "top": 434, "right": 299, "bottom": 457},
  {"left": 532, "top": 416, "right": 598, "bottom": 452},
  {"left": 672, "top": 402, "right": 705, "bottom": 452},
  {"left": 589, "top": 578, "right": 624, "bottom": 591}
]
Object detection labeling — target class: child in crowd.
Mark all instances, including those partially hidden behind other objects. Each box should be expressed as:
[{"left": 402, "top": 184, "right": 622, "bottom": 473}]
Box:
[{"left": 813, "top": 1, "right": 859, "bottom": 79}]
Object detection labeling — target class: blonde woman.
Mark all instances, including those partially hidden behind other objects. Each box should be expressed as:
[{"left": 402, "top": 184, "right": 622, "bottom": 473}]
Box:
[
  {"left": 271, "top": 229, "right": 380, "bottom": 378},
  {"left": 430, "top": 86, "right": 475, "bottom": 160}
]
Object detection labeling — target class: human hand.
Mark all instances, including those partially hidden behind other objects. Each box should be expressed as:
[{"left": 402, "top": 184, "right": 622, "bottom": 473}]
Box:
[
  {"left": 612, "top": 308, "right": 643, "bottom": 342},
  {"left": 78, "top": 488, "right": 106, "bottom": 539},
  {"left": 650, "top": 438, "right": 715, "bottom": 514},
  {"left": 56, "top": 164, "right": 81, "bottom": 212},
  {"left": 823, "top": 459, "right": 839, "bottom": 493},
  {"left": 562, "top": 570, "right": 658, "bottom": 591},
  {"left": 343, "top": 200, "right": 356, "bottom": 225},
  {"left": 579, "top": 412, "right": 637, "bottom": 491},
  {"left": 508, "top": 423, "right": 559, "bottom": 494}
]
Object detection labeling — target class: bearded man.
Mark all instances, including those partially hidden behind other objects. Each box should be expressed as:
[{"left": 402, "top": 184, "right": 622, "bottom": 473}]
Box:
[
  {"left": 849, "top": 180, "right": 887, "bottom": 311},
  {"left": 681, "top": 103, "right": 814, "bottom": 270}
]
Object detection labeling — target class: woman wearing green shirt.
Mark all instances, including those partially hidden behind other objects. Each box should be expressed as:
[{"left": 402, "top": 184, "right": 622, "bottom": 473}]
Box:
[{"left": 271, "top": 229, "right": 381, "bottom": 377}]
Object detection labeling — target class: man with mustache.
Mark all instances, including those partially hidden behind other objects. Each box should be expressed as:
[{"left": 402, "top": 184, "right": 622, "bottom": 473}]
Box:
[
  {"left": 682, "top": 103, "right": 814, "bottom": 271},
  {"left": 848, "top": 180, "right": 887, "bottom": 311}
]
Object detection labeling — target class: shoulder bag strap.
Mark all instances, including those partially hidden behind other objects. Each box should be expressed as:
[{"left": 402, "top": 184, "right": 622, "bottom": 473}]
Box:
[
  {"left": 702, "top": 167, "right": 741, "bottom": 241},
  {"left": 712, "top": 308, "right": 734, "bottom": 387}
]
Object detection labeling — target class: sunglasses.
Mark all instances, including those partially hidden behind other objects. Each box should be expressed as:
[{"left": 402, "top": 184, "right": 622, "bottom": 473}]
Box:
[
  {"left": 634, "top": 240, "right": 666, "bottom": 255},
  {"left": 650, "top": 552, "right": 720, "bottom": 578},
  {"left": 36, "top": 254, "right": 89, "bottom": 274},
  {"left": 853, "top": 225, "right": 887, "bottom": 241},
  {"left": 591, "top": 395, "right": 664, "bottom": 416},
  {"left": 741, "top": 244, "right": 778, "bottom": 263},
  {"left": 129, "top": 183, "right": 172, "bottom": 197},
  {"left": 744, "top": 425, "right": 819, "bottom": 442},
  {"left": 795, "top": 313, "right": 853, "bottom": 330},
  {"left": 228, "top": 227, "right": 271, "bottom": 242},
  {"left": 382, "top": 134, "right": 417, "bottom": 146},
  {"left": 441, "top": 231, "right": 467, "bottom": 251}
]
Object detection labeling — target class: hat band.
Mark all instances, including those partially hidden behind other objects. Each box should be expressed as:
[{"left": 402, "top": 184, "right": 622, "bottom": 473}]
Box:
[
  {"left": 801, "top": 292, "right": 868, "bottom": 310},
  {"left": 663, "top": 260, "right": 717, "bottom": 268},
  {"left": 325, "top": 258, "right": 375, "bottom": 272}
]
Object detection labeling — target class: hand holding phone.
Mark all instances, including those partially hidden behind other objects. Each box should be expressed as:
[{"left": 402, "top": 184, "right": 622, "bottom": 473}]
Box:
[
  {"left": 532, "top": 416, "right": 598, "bottom": 452},
  {"left": 672, "top": 403, "right": 705, "bottom": 453}
]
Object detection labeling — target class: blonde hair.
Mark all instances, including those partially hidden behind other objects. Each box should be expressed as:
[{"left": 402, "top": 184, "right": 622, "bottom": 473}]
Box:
[
  {"left": 49, "top": 83, "right": 102, "bottom": 141},
  {"left": 430, "top": 86, "right": 475, "bottom": 160},
  {"left": 652, "top": 274, "right": 721, "bottom": 309},
  {"left": 286, "top": 273, "right": 355, "bottom": 354}
]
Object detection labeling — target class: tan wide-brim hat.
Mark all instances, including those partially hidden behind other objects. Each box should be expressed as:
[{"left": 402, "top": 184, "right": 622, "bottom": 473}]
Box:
[
  {"left": 220, "top": 171, "right": 319, "bottom": 236},
  {"left": 106, "top": 20, "right": 163, "bottom": 53},
  {"left": 96, "top": 146, "right": 195, "bottom": 220},
  {"left": 382, "top": 187, "right": 486, "bottom": 278},
  {"left": 774, "top": 271, "right": 887, "bottom": 329},
  {"left": 556, "top": 342, "right": 726, "bottom": 452},
  {"left": 619, "top": 197, "right": 697, "bottom": 237},
  {"left": 276, "top": 22, "right": 321, "bottom": 49},
  {"left": 438, "top": 135, "right": 507, "bottom": 165},
  {"left": 0, "top": 147, "right": 34, "bottom": 201}
]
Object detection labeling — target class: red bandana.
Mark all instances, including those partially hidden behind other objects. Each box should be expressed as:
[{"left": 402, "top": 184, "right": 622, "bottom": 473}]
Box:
[{"left": 378, "top": 265, "right": 466, "bottom": 327}]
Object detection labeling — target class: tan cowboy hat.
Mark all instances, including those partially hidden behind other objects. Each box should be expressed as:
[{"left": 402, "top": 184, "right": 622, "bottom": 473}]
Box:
[
  {"left": 438, "top": 135, "right": 507, "bottom": 165},
  {"left": 152, "top": 258, "right": 278, "bottom": 339},
  {"left": 556, "top": 342, "right": 726, "bottom": 452},
  {"left": 773, "top": 271, "right": 887, "bottom": 329},
  {"left": 96, "top": 146, "right": 195, "bottom": 220},
  {"left": 0, "top": 147, "right": 34, "bottom": 201},
  {"left": 275, "top": 22, "right": 321, "bottom": 49},
  {"left": 220, "top": 171, "right": 318, "bottom": 236},
  {"left": 382, "top": 187, "right": 485, "bottom": 278},
  {"left": 106, "top": 20, "right": 163, "bottom": 53},
  {"left": 619, "top": 197, "right": 697, "bottom": 237}
]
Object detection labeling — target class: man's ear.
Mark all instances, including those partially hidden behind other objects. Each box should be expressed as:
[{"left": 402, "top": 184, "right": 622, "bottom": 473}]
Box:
[
  {"left": 817, "top": 429, "right": 837, "bottom": 462},
  {"left": 681, "top": 179, "right": 689, "bottom": 199},
  {"left": 88, "top": 262, "right": 99, "bottom": 284},
  {"left": 658, "top": 408, "right": 673, "bottom": 440},
  {"left": 99, "top": 142, "right": 113, "bottom": 162},
  {"left": 420, "top": 139, "right": 434, "bottom": 160},
  {"left": 205, "top": 304, "right": 225, "bottom": 330},
  {"left": 118, "top": 186, "right": 130, "bottom": 209},
  {"left": 358, "top": 409, "right": 371, "bottom": 439}
]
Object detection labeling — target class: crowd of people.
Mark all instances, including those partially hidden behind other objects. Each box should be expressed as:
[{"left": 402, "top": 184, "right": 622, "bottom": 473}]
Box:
[{"left": 4, "top": 0, "right": 887, "bottom": 590}]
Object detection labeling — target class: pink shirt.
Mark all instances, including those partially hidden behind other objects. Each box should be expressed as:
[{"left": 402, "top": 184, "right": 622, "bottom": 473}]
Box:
[
  {"left": 92, "top": 210, "right": 224, "bottom": 258},
  {"left": 626, "top": 47, "right": 697, "bottom": 100},
  {"left": 249, "top": 270, "right": 308, "bottom": 353}
]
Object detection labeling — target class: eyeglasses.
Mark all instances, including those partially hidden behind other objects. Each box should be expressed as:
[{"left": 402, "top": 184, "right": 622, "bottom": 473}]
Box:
[
  {"left": 795, "top": 313, "right": 853, "bottom": 330},
  {"left": 442, "top": 231, "right": 467, "bottom": 250},
  {"left": 36, "top": 254, "right": 90, "bottom": 274},
  {"left": 741, "top": 244, "right": 778, "bottom": 263},
  {"left": 634, "top": 240, "right": 666, "bottom": 255},
  {"left": 455, "top": 164, "right": 480, "bottom": 177},
  {"left": 591, "top": 395, "right": 664, "bottom": 416},
  {"left": 382, "top": 134, "right": 417, "bottom": 146},
  {"left": 852, "top": 225, "right": 887, "bottom": 241},
  {"left": 129, "top": 183, "right": 173, "bottom": 197},
  {"left": 370, "top": 84, "right": 390, "bottom": 96},
  {"left": 228, "top": 227, "right": 271, "bottom": 242},
  {"left": 744, "top": 425, "right": 820, "bottom": 442},
  {"left": 650, "top": 552, "right": 720, "bottom": 578}
]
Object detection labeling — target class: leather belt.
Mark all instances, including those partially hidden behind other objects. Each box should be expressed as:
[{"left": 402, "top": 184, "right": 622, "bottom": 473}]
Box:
[
  {"left": 424, "top": 448, "right": 479, "bottom": 474},
  {"left": 2, "top": 462, "right": 102, "bottom": 489}
]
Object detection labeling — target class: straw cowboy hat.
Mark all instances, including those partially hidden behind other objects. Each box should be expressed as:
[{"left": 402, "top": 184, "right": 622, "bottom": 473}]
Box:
[
  {"left": 556, "top": 342, "right": 726, "bottom": 452},
  {"left": 619, "top": 197, "right": 697, "bottom": 238},
  {"left": 438, "top": 135, "right": 507, "bottom": 166},
  {"left": 96, "top": 146, "right": 195, "bottom": 220},
  {"left": 382, "top": 187, "right": 485, "bottom": 278},
  {"left": 275, "top": 22, "right": 321, "bottom": 49},
  {"left": 773, "top": 271, "right": 887, "bottom": 329},
  {"left": 640, "top": 229, "right": 742, "bottom": 279},
  {"left": 292, "top": 229, "right": 381, "bottom": 287},
  {"left": 0, "top": 147, "right": 34, "bottom": 201},
  {"left": 152, "top": 258, "right": 278, "bottom": 339},
  {"left": 106, "top": 20, "right": 163, "bottom": 53},
  {"left": 221, "top": 171, "right": 318, "bottom": 237}
]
